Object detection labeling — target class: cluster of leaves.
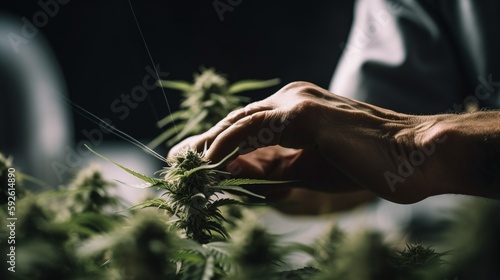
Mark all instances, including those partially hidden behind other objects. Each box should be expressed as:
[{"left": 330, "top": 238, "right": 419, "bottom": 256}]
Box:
[
  {"left": 3, "top": 64, "right": 500, "bottom": 279},
  {"left": 149, "top": 68, "right": 280, "bottom": 148},
  {"left": 87, "top": 145, "right": 288, "bottom": 245},
  {"left": 0, "top": 153, "right": 25, "bottom": 204},
  {"left": 3, "top": 151, "right": 500, "bottom": 279},
  {"left": 0, "top": 158, "right": 122, "bottom": 279}
]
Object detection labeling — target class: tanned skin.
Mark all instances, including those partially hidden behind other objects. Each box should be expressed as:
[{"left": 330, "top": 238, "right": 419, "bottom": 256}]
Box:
[{"left": 169, "top": 82, "right": 500, "bottom": 204}]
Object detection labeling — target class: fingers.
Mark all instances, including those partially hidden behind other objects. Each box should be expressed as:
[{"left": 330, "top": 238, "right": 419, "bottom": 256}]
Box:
[
  {"left": 168, "top": 101, "right": 275, "bottom": 159},
  {"left": 206, "top": 110, "right": 282, "bottom": 162},
  {"left": 226, "top": 102, "right": 273, "bottom": 123},
  {"left": 167, "top": 134, "right": 207, "bottom": 158}
]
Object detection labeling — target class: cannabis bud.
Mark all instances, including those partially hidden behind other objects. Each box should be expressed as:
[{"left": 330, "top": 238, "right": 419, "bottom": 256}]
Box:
[{"left": 150, "top": 68, "right": 280, "bottom": 148}]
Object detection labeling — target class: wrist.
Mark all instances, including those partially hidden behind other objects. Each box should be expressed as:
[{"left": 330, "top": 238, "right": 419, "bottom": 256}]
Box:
[{"left": 424, "top": 112, "right": 500, "bottom": 198}]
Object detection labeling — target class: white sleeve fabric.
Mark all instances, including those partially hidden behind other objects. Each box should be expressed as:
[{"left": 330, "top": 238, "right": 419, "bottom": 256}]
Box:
[{"left": 330, "top": 0, "right": 500, "bottom": 114}]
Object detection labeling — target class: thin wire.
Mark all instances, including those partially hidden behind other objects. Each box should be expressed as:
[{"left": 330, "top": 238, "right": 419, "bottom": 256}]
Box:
[
  {"left": 127, "top": 0, "right": 178, "bottom": 135},
  {"left": 69, "top": 100, "right": 168, "bottom": 163},
  {"left": 52, "top": 85, "right": 167, "bottom": 163}
]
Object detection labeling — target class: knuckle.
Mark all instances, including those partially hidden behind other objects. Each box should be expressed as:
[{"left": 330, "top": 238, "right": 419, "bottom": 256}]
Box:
[
  {"left": 280, "top": 81, "right": 316, "bottom": 93},
  {"left": 278, "top": 81, "right": 326, "bottom": 101},
  {"left": 227, "top": 107, "right": 245, "bottom": 120},
  {"left": 291, "top": 99, "right": 317, "bottom": 115}
]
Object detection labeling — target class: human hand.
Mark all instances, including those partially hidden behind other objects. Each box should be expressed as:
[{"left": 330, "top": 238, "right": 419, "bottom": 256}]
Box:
[
  {"left": 169, "top": 82, "right": 500, "bottom": 204},
  {"left": 168, "top": 82, "right": 363, "bottom": 198}
]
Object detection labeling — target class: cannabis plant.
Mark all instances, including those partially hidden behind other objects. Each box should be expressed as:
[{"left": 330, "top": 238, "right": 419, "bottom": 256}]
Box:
[
  {"left": 310, "top": 231, "right": 447, "bottom": 280},
  {"left": 0, "top": 153, "right": 15, "bottom": 205},
  {"left": 0, "top": 146, "right": 471, "bottom": 280},
  {"left": 87, "top": 145, "right": 288, "bottom": 244},
  {"left": 227, "top": 215, "right": 282, "bottom": 279},
  {"left": 78, "top": 211, "right": 178, "bottom": 279},
  {"left": 441, "top": 198, "right": 500, "bottom": 279},
  {"left": 149, "top": 68, "right": 280, "bottom": 148},
  {"left": 8, "top": 63, "right": 493, "bottom": 278},
  {"left": 0, "top": 153, "right": 26, "bottom": 205},
  {"left": 41, "top": 166, "right": 120, "bottom": 219}
]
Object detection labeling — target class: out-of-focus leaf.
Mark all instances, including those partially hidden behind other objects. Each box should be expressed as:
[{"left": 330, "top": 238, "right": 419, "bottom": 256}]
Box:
[
  {"left": 169, "top": 109, "right": 208, "bottom": 145},
  {"left": 148, "top": 122, "right": 185, "bottom": 149},
  {"left": 158, "top": 80, "right": 193, "bottom": 91},
  {"left": 227, "top": 78, "right": 280, "bottom": 94},
  {"left": 157, "top": 110, "right": 188, "bottom": 128},
  {"left": 128, "top": 197, "right": 172, "bottom": 212}
]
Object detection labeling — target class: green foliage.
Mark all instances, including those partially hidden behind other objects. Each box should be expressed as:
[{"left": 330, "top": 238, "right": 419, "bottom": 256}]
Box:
[
  {"left": 0, "top": 164, "right": 123, "bottom": 279},
  {"left": 150, "top": 68, "right": 280, "bottom": 148},
  {"left": 278, "top": 267, "right": 321, "bottom": 280},
  {"left": 62, "top": 166, "right": 121, "bottom": 214},
  {"left": 78, "top": 212, "right": 178, "bottom": 279},
  {"left": 3, "top": 67, "right": 499, "bottom": 279},
  {"left": 440, "top": 198, "right": 500, "bottom": 279},
  {"left": 309, "top": 226, "right": 344, "bottom": 270},
  {"left": 3, "top": 148, "right": 500, "bottom": 279},
  {"left": 0, "top": 153, "right": 26, "bottom": 205},
  {"left": 227, "top": 215, "right": 282, "bottom": 279},
  {"left": 87, "top": 145, "right": 285, "bottom": 245},
  {"left": 391, "top": 244, "right": 443, "bottom": 268}
]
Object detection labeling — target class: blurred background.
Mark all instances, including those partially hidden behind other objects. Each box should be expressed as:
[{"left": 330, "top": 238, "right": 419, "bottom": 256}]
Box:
[
  {"left": 1, "top": 0, "right": 354, "bottom": 188},
  {"left": 3, "top": 2, "right": 500, "bottom": 276},
  {"left": 0, "top": 1, "right": 366, "bottom": 253}
]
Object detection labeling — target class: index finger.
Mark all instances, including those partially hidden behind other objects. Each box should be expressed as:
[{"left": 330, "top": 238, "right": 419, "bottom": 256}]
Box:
[
  {"left": 168, "top": 102, "right": 273, "bottom": 158},
  {"left": 206, "top": 110, "right": 283, "bottom": 162}
]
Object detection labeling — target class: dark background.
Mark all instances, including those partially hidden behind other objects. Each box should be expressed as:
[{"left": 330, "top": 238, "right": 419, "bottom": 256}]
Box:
[{"left": 2, "top": 0, "right": 354, "bottom": 146}]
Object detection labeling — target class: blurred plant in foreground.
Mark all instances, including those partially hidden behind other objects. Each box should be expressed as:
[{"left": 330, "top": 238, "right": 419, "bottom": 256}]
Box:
[{"left": 149, "top": 68, "right": 280, "bottom": 148}]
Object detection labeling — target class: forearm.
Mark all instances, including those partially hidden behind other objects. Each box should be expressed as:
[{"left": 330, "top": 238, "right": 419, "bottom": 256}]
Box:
[
  {"left": 312, "top": 96, "right": 500, "bottom": 202},
  {"left": 432, "top": 111, "right": 500, "bottom": 199},
  {"left": 174, "top": 81, "right": 500, "bottom": 203}
]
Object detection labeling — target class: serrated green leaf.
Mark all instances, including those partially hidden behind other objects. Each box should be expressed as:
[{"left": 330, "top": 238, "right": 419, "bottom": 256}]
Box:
[
  {"left": 158, "top": 80, "right": 193, "bottom": 92},
  {"left": 175, "top": 250, "right": 206, "bottom": 264},
  {"left": 207, "top": 198, "right": 242, "bottom": 210},
  {"left": 227, "top": 78, "right": 280, "bottom": 94},
  {"left": 114, "top": 179, "right": 162, "bottom": 190},
  {"left": 218, "top": 178, "right": 296, "bottom": 186},
  {"left": 184, "top": 147, "right": 240, "bottom": 177},
  {"left": 128, "top": 197, "right": 172, "bottom": 211},
  {"left": 209, "top": 211, "right": 229, "bottom": 224},
  {"left": 216, "top": 185, "right": 266, "bottom": 199},
  {"left": 178, "top": 239, "right": 209, "bottom": 256},
  {"left": 85, "top": 144, "right": 161, "bottom": 185},
  {"left": 206, "top": 221, "right": 229, "bottom": 238},
  {"left": 205, "top": 242, "right": 234, "bottom": 274}
]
